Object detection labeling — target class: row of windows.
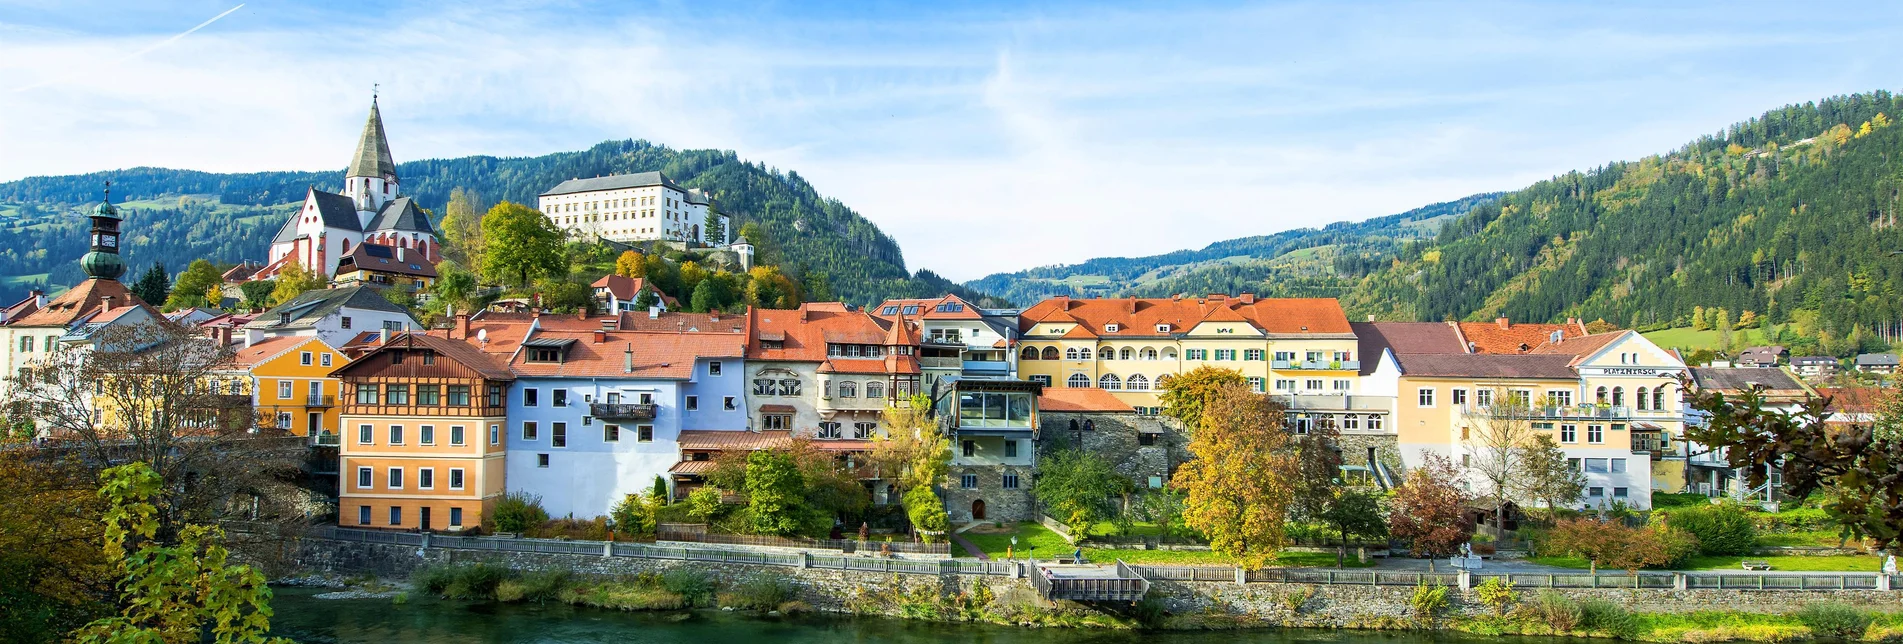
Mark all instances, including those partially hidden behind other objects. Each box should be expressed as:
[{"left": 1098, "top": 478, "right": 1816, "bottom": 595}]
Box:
[
  {"left": 357, "top": 423, "right": 499, "bottom": 446},
  {"left": 355, "top": 465, "right": 466, "bottom": 491},
  {"left": 1271, "top": 378, "right": 1352, "bottom": 392},
  {"left": 1527, "top": 422, "right": 1627, "bottom": 444},
  {"left": 1418, "top": 386, "right": 1674, "bottom": 409},
  {"left": 520, "top": 421, "right": 653, "bottom": 446},
  {"left": 356, "top": 504, "right": 464, "bottom": 529},
  {"left": 356, "top": 384, "right": 501, "bottom": 407},
  {"left": 1290, "top": 413, "right": 1386, "bottom": 432},
  {"left": 16, "top": 334, "right": 59, "bottom": 353},
  {"left": 958, "top": 472, "right": 1022, "bottom": 489},
  {"left": 819, "top": 422, "right": 878, "bottom": 439}
]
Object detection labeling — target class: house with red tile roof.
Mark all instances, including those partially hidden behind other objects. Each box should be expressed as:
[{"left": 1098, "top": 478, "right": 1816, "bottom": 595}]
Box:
[
  {"left": 744, "top": 303, "right": 922, "bottom": 451},
  {"left": 874, "top": 294, "right": 1021, "bottom": 386},
  {"left": 590, "top": 274, "right": 678, "bottom": 315}
]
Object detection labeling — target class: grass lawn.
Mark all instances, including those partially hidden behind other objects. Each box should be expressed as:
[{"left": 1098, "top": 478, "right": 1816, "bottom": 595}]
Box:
[
  {"left": 1755, "top": 531, "right": 1851, "bottom": 547},
  {"left": 1641, "top": 326, "right": 1769, "bottom": 352},
  {"left": 1527, "top": 554, "right": 1880, "bottom": 572},
  {"left": 961, "top": 522, "right": 1372, "bottom": 567}
]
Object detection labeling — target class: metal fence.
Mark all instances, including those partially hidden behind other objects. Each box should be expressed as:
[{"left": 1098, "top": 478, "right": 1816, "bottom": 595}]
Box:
[
  {"left": 655, "top": 529, "right": 951, "bottom": 555},
  {"left": 1129, "top": 564, "right": 1896, "bottom": 591}
]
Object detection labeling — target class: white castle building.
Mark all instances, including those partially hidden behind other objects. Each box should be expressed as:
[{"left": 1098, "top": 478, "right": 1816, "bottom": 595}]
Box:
[
  {"left": 538, "top": 172, "right": 728, "bottom": 246},
  {"left": 262, "top": 98, "right": 438, "bottom": 278}
]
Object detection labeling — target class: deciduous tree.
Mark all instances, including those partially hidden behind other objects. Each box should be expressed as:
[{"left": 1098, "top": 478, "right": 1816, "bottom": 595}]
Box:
[
  {"left": 1320, "top": 487, "right": 1388, "bottom": 567},
  {"left": 480, "top": 201, "right": 566, "bottom": 287},
  {"left": 745, "top": 450, "right": 817, "bottom": 536},
  {"left": 161, "top": 259, "right": 224, "bottom": 311},
  {"left": 1512, "top": 433, "right": 1585, "bottom": 515},
  {"left": 1465, "top": 389, "right": 1539, "bottom": 529},
  {"left": 1171, "top": 383, "right": 1296, "bottom": 569},
  {"left": 1034, "top": 447, "right": 1129, "bottom": 530},
  {"left": 438, "top": 187, "right": 486, "bottom": 269},
  {"left": 1388, "top": 454, "right": 1474, "bottom": 571},
  {"left": 614, "top": 250, "right": 645, "bottom": 278},
  {"left": 1157, "top": 365, "right": 1246, "bottom": 434},
  {"left": 269, "top": 261, "right": 324, "bottom": 306}
]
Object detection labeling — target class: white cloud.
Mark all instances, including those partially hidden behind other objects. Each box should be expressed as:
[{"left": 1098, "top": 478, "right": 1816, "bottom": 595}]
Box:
[{"left": 0, "top": 1, "right": 1899, "bottom": 283}]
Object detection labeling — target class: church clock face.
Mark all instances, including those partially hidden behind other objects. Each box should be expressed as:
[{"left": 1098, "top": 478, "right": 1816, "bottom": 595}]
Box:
[{"left": 99, "top": 234, "right": 117, "bottom": 248}]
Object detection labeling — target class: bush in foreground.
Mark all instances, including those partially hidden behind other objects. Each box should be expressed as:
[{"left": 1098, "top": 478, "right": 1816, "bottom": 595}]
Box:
[{"left": 1795, "top": 602, "right": 1871, "bottom": 639}]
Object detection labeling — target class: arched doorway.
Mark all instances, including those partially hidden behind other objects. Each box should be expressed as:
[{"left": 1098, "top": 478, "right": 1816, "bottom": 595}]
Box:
[{"left": 971, "top": 499, "right": 987, "bottom": 521}]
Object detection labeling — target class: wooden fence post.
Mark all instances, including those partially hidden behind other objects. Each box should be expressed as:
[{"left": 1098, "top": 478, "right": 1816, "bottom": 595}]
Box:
[
  {"left": 1235, "top": 566, "right": 1246, "bottom": 586},
  {"left": 1672, "top": 572, "right": 1686, "bottom": 590}
]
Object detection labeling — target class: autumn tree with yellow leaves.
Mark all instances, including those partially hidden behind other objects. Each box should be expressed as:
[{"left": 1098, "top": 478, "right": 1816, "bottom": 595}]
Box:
[{"left": 1169, "top": 382, "right": 1297, "bottom": 569}]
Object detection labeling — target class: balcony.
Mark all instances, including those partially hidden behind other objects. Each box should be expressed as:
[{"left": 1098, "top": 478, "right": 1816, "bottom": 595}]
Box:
[
  {"left": 1271, "top": 394, "right": 1394, "bottom": 412},
  {"left": 305, "top": 394, "right": 335, "bottom": 407},
  {"left": 590, "top": 402, "right": 658, "bottom": 420},
  {"left": 961, "top": 360, "right": 1010, "bottom": 375},
  {"left": 1461, "top": 405, "right": 1631, "bottom": 420},
  {"left": 919, "top": 356, "right": 963, "bottom": 370},
  {"left": 1272, "top": 359, "right": 1360, "bottom": 371},
  {"left": 922, "top": 334, "right": 966, "bottom": 347},
  {"left": 310, "top": 432, "right": 341, "bottom": 446}
]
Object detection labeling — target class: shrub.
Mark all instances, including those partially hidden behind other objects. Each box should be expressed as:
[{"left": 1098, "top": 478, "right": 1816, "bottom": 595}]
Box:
[
  {"left": 1131, "top": 591, "right": 1169, "bottom": 628},
  {"left": 1756, "top": 507, "right": 1832, "bottom": 532},
  {"left": 903, "top": 486, "right": 949, "bottom": 538},
  {"left": 491, "top": 491, "right": 550, "bottom": 534},
  {"left": 1796, "top": 602, "right": 1871, "bottom": 638},
  {"left": 495, "top": 580, "right": 526, "bottom": 602},
  {"left": 687, "top": 486, "right": 724, "bottom": 523},
  {"left": 1409, "top": 582, "right": 1448, "bottom": 621},
  {"left": 1529, "top": 591, "right": 1582, "bottom": 632},
  {"left": 441, "top": 563, "right": 509, "bottom": 600},
  {"left": 1474, "top": 577, "right": 1516, "bottom": 615},
  {"left": 1665, "top": 505, "right": 1757, "bottom": 556},
  {"left": 660, "top": 568, "right": 714, "bottom": 606},
  {"left": 1651, "top": 492, "right": 1710, "bottom": 509},
  {"left": 516, "top": 569, "right": 571, "bottom": 603},
  {"left": 413, "top": 565, "right": 457, "bottom": 595},
  {"left": 1281, "top": 586, "right": 1316, "bottom": 613},
  {"left": 1578, "top": 598, "right": 1638, "bottom": 639},
  {"left": 777, "top": 600, "right": 812, "bottom": 615},
  {"left": 724, "top": 576, "right": 797, "bottom": 610}
]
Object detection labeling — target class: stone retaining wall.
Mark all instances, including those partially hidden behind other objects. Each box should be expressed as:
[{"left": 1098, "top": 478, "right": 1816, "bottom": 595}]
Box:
[{"left": 285, "top": 538, "right": 1903, "bottom": 628}]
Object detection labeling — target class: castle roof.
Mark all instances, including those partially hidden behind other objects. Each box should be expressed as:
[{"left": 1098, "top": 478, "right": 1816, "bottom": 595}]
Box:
[
  {"left": 540, "top": 171, "right": 685, "bottom": 197},
  {"left": 347, "top": 98, "right": 396, "bottom": 179}
]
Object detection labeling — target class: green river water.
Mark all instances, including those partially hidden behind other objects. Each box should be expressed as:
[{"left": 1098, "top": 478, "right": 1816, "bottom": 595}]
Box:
[{"left": 267, "top": 588, "right": 1567, "bottom": 644}]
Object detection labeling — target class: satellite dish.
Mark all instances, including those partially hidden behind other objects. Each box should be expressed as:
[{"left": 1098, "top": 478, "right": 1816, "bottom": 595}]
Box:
[{"left": 476, "top": 328, "right": 489, "bottom": 343}]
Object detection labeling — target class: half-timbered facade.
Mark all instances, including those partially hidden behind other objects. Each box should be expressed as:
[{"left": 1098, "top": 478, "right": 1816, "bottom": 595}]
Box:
[{"left": 335, "top": 332, "right": 513, "bottom": 531}]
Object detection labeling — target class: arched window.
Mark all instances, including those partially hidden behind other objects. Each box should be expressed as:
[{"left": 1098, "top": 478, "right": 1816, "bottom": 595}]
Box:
[
  {"left": 1041, "top": 347, "right": 1059, "bottom": 361},
  {"left": 1127, "top": 374, "right": 1149, "bottom": 391},
  {"left": 1064, "top": 348, "right": 1080, "bottom": 360},
  {"left": 1141, "top": 347, "right": 1158, "bottom": 360},
  {"left": 1098, "top": 347, "right": 1114, "bottom": 360},
  {"left": 866, "top": 382, "right": 885, "bottom": 398},
  {"left": 1067, "top": 373, "right": 1090, "bottom": 388},
  {"left": 1021, "top": 346, "right": 1040, "bottom": 361},
  {"left": 1068, "top": 419, "right": 1080, "bottom": 431},
  {"left": 1636, "top": 387, "right": 1649, "bottom": 411},
  {"left": 839, "top": 382, "right": 858, "bottom": 398},
  {"left": 1163, "top": 348, "right": 1179, "bottom": 360},
  {"left": 1612, "top": 387, "right": 1624, "bottom": 406},
  {"left": 1653, "top": 386, "right": 1668, "bottom": 411},
  {"left": 1119, "top": 347, "right": 1133, "bottom": 360},
  {"left": 1595, "top": 386, "right": 1608, "bottom": 404},
  {"left": 1099, "top": 374, "right": 1122, "bottom": 390}
]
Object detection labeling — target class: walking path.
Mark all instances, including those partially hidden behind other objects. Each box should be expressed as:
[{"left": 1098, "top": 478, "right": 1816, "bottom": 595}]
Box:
[{"left": 949, "top": 532, "right": 989, "bottom": 560}]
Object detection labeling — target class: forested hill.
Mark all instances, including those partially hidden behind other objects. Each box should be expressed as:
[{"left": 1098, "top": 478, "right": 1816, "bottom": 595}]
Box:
[
  {"left": 0, "top": 140, "right": 973, "bottom": 305},
  {"left": 964, "top": 192, "right": 1500, "bottom": 305},
  {"left": 1343, "top": 90, "right": 1903, "bottom": 354}
]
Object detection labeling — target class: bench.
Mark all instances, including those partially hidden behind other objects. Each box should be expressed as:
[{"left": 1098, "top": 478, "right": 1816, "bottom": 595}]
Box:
[{"left": 1741, "top": 560, "right": 1772, "bottom": 571}]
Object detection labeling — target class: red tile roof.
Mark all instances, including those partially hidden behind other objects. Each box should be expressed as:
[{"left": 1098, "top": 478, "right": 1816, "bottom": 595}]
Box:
[
  {"left": 1456, "top": 318, "right": 1590, "bottom": 354},
  {"left": 678, "top": 429, "right": 793, "bottom": 451},
  {"left": 590, "top": 274, "right": 678, "bottom": 307},
  {"left": 232, "top": 336, "right": 314, "bottom": 368},
  {"left": 506, "top": 329, "right": 746, "bottom": 379},
  {"left": 1019, "top": 295, "right": 1351, "bottom": 336},
  {"left": 872, "top": 294, "right": 983, "bottom": 320},
  {"left": 341, "top": 332, "right": 516, "bottom": 381},
  {"left": 748, "top": 303, "right": 916, "bottom": 366},
  {"left": 1039, "top": 388, "right": 1135, "bottom": 413},
  {"left": 12, "top": 279, "right": 152, "bottom": 327},
  {"left": 1528, "top": 331, "right": 1626, "bottom": 364}
]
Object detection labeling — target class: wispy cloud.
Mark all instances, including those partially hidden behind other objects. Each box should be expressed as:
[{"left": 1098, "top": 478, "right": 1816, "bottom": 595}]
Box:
[{"left": 0, "top": 1, "right": 1899, "bottom": 281}]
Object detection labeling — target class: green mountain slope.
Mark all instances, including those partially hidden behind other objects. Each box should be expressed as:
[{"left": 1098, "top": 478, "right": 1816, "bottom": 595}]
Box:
[
  {"left": 1343, "top": 90, "right": 1903, "bottom": 356},
  {"left": 963, "top": 193, "right": 1499, "bottom": 304},
  {"left": 0, "top": 140, "right": 972, "bottom": 305}
]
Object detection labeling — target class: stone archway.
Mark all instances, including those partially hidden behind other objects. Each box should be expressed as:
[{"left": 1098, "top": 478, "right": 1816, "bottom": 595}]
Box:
[{"left": 971, "top": 499, "right": 987, "bottom": 521}]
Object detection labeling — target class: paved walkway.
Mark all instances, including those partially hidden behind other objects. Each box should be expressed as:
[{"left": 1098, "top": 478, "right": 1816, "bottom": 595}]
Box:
[{"left": 949, "top": 532, "right": 989, "bottom": 560}]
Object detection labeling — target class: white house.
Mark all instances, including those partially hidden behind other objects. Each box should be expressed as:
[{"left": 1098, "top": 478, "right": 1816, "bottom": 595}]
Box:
[
  {"left": 539, "top": 172, "right": 727, "bottom": 246},
  {"left": 242, "top": 286, "right": 420, "bottom": 348}
]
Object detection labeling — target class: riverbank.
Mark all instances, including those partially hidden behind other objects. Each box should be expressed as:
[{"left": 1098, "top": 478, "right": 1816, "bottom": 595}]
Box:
[{"left": 270, "top": 535, "right": 1903, "bottom": 641}]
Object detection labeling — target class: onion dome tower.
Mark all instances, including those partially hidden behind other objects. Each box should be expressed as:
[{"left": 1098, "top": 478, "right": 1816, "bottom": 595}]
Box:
[{"left": 80, "top": 182, "right": 127, "bottom": 280}]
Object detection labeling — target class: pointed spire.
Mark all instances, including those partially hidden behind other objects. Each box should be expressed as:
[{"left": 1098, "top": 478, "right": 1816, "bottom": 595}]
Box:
[{"left": 346, "top": 95, "right": 396, "bottom": 180}]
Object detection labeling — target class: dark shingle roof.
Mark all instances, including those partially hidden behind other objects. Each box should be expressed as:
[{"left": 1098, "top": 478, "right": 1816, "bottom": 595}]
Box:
[
  {"left": 1689, "top": 367, "right": 1807, "bottom": 393},
  {"left": 336, "top": 243, "right": 437, "bottom": 278},
  {"left": 1394, "top": 353, "right": 1578, "bottom": 379},
  {"left": 540, "top": 171, "right": 682, "bottom": 197},
  {"left": 311, "top": 190, "right": 362, "bottom": 230},
  {"left": 244, "top": 285, "right": 415, "bottom": 331},
  {"left": 347, "top": 99, "right": 397, "bottom": 179},
  {"left": 366, "top": 197, "right": 433, "bottom": 234},
  {"left": 1855, "top": 353, "right": 1900, "bottom": 366}
]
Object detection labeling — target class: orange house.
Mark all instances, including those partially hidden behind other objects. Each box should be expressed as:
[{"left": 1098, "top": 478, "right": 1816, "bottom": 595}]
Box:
[{"left": 335, "top": 333, "right": 513, "bottom": 531}]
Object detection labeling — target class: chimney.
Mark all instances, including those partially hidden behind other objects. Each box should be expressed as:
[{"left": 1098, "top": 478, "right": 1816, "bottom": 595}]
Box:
[
  {"left": 648, "top": 306, "right": 661, "bottom": 320},
  {"left": 576, "top": 309, "right": 588, "bottom": 320},
  {"left": 709, "top": 312, "right": 720, "bottom": 323},
  {"left": 1496, "top": 316, "right": 1511, "bottom": 330},
  {"left": 101, "top": 295, "right": 114, "bottom": 311},
  {"left": 30, "top": 288, "right": 44, "bottom": 308},
  {"left": 594, "top": 329, "right": 607, "bottom": 344},
  {"left": 452, "top": 313, "right": 470, "bottom": 341},
  {"left": 1366, "top": 314, "right": 1375, "bottom": 322},
  {"left": 1240, "top": 293, "right": 1256, "bottom": 304},
  {"left": 623, "top": 342, "right": 634, "bottom": 373},
  {"left": 376, "top": 329, "right": 387, "bottom": 345}
]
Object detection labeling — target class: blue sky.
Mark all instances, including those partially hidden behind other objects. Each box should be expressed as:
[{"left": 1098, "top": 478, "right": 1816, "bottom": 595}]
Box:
[{"left": 3, "top": 1, "right": 1901, "bottom": 280}]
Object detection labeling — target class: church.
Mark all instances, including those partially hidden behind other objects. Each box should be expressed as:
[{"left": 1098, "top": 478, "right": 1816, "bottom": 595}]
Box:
[{"left": 259, "top": 97, "right": 438, "bottom": 279}]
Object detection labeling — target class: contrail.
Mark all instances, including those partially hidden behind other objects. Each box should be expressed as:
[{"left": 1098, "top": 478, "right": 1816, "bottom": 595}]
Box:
[{"left": 13, "top": 3, "right": 246, "bottom": 92}]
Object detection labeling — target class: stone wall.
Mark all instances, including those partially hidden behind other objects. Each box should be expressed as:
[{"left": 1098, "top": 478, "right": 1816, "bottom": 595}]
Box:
[
  {"left": 943, "top": 465, "right": 1036, "bottom": 523},
  {"left": 1335, "top": 433, "right": 1403, "bottom": 474},
  {"left": 1038, "top": 411, "right": 1188, "bottom": 489}
]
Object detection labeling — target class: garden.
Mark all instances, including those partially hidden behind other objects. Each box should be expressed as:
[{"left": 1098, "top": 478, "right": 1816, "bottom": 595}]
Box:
[{"left": 1522, "top": 492, "right": 1888, "bottom": 572}]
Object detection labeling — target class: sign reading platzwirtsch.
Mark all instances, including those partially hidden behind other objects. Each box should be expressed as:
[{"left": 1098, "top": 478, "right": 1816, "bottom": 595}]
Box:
[{"left": 1576, "top": 367, "right": 1686, "bottom": 377}]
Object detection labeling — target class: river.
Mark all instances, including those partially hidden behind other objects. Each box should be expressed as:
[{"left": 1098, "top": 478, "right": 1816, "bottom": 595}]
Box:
[{"left": 268, "top": 588, "right": 1563, "bottom": 644}]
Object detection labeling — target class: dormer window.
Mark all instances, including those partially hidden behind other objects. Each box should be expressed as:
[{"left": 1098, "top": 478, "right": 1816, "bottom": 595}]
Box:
[
  {"left": 1156, "top": 324, "right": 1171, "bottom": 333},
  {"left": 527, "top": 347, "right": 562, "bottom": 363},
  {"left": 278, "top": 312, "right": 291, "bottom": 324},
  {"left": 1105, "top": 323, "right": 1120, "bottom": 333}
]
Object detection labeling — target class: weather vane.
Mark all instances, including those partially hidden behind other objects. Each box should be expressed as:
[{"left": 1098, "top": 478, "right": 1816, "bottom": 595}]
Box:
[
  {"left": 103, "top": 179, "right": 111, "bottom": 202},
  {"left": 373, "top": 83, "right": 379, "bottom": 100}
]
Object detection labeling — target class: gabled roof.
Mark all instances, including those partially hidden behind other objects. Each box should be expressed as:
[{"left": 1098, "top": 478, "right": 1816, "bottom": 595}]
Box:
[
  {"left": 590, "top": 274, "right": 678, "bottom": 307},
  {"left": 1352, "top": 322, "right": 1465, "bottom": 356},
  {"left": 244, "top": 285, "right": 415, "bottom": 331},
  {"left": 1688, "top": 367, "right": 1808, "bottom": 395},
  {"left": 338, "top": 332, "right": 514, "bottom": 381},
  {"left": 1, "top": 291, "right": 40, "bottom": 323},
  {"left": 1855, "top": 353, "right": 1900, "bottom": 366},
  {"left": 221, "top": 261, "right": 264, "bottom": 282},
  {"left": 1039, "top": 388, "right": 1134, "bottom": 413},
  {"left": 1456, "top": 318, "right": 1589, "bottom": 354},
  {"left": 347, "top": 98, "right": 396, "bottom": 179},
  {"left": 1791, "top": 356, "right": 1838, "bottom": 365},
  {"left": 872, "top": 295, "right": 983, "bottom": 320},
  {"left": 749, "top": 303, "right": 907, "bottom": 363},
  {"left": 233, "top": 335, "right": 329, "bottom": 368},
  {"left": 337, "top": 243, "right": 437, "bottom": 278},
  {"left": 1528, "top": 331, "right": 1627, "bottom": 365},
  {"left": 308, "top": 189, "right": 363, "bottom": 231},
  {"left": 505, "top": 329, "right": 746, "bottom": 379},
  {"left": 11, "top": 278, "right": 149, "bottom": 328},
  {"left": 540, "top": 171, "right": 684, "bottom": 197},
  {"left": 365, "top": 197, "right": 434, "bottom": 234},
  {"left": 1394, "top": 353, "right": 1578, "bottom": 379}
]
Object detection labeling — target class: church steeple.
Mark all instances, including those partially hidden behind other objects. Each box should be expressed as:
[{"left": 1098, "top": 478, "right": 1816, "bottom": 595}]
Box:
[
  {"left": 80, "top": 181, "right": 126, "bottom": 281},
  {"left": 344, "top": 92, "right": 398, "bottom": 215}
]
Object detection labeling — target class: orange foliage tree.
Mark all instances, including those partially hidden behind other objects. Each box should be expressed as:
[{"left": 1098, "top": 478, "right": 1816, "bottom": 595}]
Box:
[{"left": 1170, "top": 383, "right": 1296, "bottom": 569}]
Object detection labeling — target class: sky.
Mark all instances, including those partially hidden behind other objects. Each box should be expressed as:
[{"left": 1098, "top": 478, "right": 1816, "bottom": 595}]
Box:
[{"left": 3, "top": 1, "right": 1902, "bottom": 282}]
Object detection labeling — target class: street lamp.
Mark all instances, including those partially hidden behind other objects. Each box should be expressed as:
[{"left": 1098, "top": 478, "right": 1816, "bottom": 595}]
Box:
[{"left": 1008, "top": 535, "right": 1018, "bottom": 560}]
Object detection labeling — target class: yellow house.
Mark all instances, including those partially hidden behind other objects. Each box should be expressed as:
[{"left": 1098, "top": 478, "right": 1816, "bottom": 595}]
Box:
[
  {"left": 1014, "top": 295, "right": 1360, "bottom": 415},
  {"left": 234, "top": 336, "right": 349, "bottom": 442}
]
